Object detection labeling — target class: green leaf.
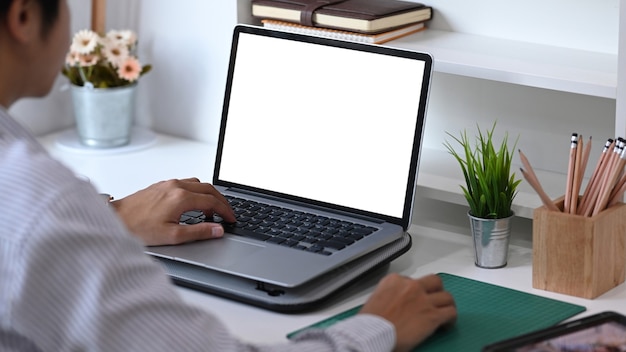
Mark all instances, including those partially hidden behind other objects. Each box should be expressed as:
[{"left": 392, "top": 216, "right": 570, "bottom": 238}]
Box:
[{"left": 444, "top": 122, "right": 520, "bottom": 218}]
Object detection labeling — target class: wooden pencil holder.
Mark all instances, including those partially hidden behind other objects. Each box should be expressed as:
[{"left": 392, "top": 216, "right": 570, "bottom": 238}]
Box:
[{"left": 532, "top": 197, "right": 626, "bottom": 299}]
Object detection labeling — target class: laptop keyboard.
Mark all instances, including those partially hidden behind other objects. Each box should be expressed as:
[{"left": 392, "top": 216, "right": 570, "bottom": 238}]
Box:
[{"left": 179, "top": 195, "right": 377, "bottom": 256}]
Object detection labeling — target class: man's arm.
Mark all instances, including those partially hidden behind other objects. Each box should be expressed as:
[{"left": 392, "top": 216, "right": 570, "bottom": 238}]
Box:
[
  {"left": 6, "top": 175, "right": 395, "bottom": 351},
  {"left": 1, "top": 146, "right": 455, "bottom": 352}
]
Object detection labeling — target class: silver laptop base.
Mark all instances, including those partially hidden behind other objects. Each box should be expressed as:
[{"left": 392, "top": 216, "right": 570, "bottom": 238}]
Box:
[{"left": 154, "top": 233, "right": 411, "bottom": 312}]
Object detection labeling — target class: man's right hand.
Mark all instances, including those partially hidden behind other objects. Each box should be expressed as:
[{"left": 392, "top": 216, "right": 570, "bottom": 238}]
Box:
[{"left": 359, "top": 273, "right": 457, "bottom": 352}]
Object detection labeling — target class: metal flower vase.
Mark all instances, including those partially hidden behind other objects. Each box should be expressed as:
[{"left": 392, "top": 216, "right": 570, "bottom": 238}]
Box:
[
  {"left": 70, "top": 83, "right": 137, "bottom": 148},
  {"left": 468, "top": 212, "right": 514, "bottom": 269}
]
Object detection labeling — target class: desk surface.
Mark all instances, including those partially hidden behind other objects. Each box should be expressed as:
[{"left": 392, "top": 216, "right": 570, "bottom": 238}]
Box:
[{"left": 39, "top": 130, "right": 626, "bottom": 345}]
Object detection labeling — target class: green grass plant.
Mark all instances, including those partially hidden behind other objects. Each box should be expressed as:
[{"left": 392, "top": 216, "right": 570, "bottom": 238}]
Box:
[{"left": 444, "top": 123, "right": 521, "bottom": 219}]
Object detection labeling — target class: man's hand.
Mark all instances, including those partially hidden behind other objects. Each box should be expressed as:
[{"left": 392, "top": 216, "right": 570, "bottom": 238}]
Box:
[
  {"left": 110, "top": 178, "right": 236, "bottom": 246},
  {"left": 359, "top": 273, "right": 457, "bottom": 352}
]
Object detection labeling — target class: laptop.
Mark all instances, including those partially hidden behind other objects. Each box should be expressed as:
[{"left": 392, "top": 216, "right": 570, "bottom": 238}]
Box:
[{"left": 147, "top": 25, "right": 433, "bottom": 302}]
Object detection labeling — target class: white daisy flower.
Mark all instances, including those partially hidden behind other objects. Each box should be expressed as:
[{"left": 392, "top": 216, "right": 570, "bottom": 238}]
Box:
[
  {"left": 102, "top": 41, "right": 129, "bottom": 67},
  {"left": 106, "top": 29, "right": 137, "bottom": 47},
  {"left": 62, "top": 28, "right": 150, "bottom": 88},
  {"left": 70, "top": 29, "right": 99, "bottom": 55}
]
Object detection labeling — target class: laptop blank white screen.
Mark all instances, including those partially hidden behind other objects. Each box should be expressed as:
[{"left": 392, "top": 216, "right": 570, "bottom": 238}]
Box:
[{"left": 217, "top": 31, "right": 427, "bottom": 219}]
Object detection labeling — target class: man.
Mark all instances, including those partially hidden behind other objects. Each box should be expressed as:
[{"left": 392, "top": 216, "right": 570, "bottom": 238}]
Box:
[{"left": 0, "top": 0, "right": 457, "bottom": 351}]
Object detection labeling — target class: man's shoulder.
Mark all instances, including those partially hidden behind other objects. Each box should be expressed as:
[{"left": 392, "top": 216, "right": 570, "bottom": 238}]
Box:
[{"left": 0, "top": 137, "right": 75, "bottom": 190}]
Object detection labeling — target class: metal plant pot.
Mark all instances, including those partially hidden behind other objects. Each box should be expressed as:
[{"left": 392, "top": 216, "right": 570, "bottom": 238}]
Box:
[
  {"left": 70, "top": 83, "right": 137, "bottom": 148},
  {"left": 468, "top": 212, "right": 514, "bottom": 269}
]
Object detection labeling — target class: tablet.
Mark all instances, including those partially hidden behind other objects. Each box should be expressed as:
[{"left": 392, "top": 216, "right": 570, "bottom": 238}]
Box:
[{"left": 482, "top": 311, "right": 626, "bottom": 351}]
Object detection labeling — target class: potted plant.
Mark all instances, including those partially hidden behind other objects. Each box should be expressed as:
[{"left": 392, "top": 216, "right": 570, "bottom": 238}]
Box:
[
  {"left": 444, "top": 122, "right": 521, "bottom": 268},
  {"left": 62, "top": 29, "right": 152, "bottom": 148}
]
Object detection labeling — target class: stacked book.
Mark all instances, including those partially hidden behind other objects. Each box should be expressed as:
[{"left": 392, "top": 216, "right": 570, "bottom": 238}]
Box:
[{"left": 251, "top": 0, "right": 432, "bottom": 44}]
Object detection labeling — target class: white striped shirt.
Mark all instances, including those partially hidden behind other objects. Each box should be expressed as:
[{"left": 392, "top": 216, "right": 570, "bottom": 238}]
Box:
[{"left": 0, "top": 108, "right": 395, "bottom": 352}]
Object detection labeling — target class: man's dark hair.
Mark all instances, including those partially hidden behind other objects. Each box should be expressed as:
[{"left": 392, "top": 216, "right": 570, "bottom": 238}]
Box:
[{"left": 0, "top": 0, "right": 60, "bottom": 34}]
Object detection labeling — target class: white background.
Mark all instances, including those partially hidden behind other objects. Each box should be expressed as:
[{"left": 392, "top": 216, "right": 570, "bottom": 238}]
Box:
[
  {"left": 218, "top": 33, "right": 425, "bottom": 217},
  {"left": 8, "top": 0, "right": 618, "bottom": 151}
]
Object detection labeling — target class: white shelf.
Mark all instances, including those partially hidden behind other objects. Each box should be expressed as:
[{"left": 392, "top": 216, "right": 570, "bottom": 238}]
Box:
[
  {"left": 418, "top": 148, "right": 572, "bottom": 219},
  {"left": 388, "top": 29, "right": 617, "bottom": 99}
]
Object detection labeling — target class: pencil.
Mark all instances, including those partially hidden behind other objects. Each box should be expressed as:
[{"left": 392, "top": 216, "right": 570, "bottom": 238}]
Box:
[
  {"left": 608, "top": 173, "right": 626, "bottom": 206},
  {"left": 579, "top": 136, "right": 592, "bottom": 184},
  {"left": 608, "top": 165, "right": 626, "bottom": 200},
  {"left": 579, "top": 138, "right": 612, "bottom": 216},
  {"left": 607, "top": 138, "right": 626, "bottom": 205},
  {"left": 590, "top": 138, "right": 622, "bottom": 215},
  {"left": 608, "top": 175, "right": 626, "bottom": 206},
  {"left": 518, "top": 149, "right": 539, "bottom": 185},
  {"left": 518, "top": 149, "right": 560, "bottom": 212},
  {"left": 520, "top": 168, "right": 560, "bottom": 212},
  {"left": 578, "top": 138, "right": 613, "bottom": 216},
  {"left": 569, "top": 135, "right": 584, "bottom": 214},
  {"left": 593, "top": 145, "right": 626, "bottom": 215},
  {"left": 564, "top": 133, "right": 578, "bottom": 214}
]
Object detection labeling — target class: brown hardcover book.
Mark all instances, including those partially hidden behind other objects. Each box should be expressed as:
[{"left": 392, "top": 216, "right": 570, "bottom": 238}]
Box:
[
  {"left": 261, "top": 19, "right": 426, "bottom": 44},
  {"left": 251, "top": 0, "right": 432, "bottom": 34}
]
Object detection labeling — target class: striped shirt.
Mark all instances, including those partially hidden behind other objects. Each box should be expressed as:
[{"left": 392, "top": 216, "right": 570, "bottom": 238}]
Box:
[{"left": 0, "top": 108, "right": 395, "bottom": 352}]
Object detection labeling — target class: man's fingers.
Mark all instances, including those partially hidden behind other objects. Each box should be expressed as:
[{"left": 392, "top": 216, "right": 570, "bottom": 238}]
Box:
[
  {"left": 167, "top": 223, "right": 225, "bottom": 245},
  {"left": 418, "top": 274, "right": 445, "bottom": 293},
  {"left": 171, "top": 179, "right": 236, "bottom": 221},
  {"left": 185, "top": 196, "right": 235, "bottom": 223},
  {"left": 207, "top": 200, "right": 236, "bottom": 222},
  {"left": 176, "top": 179, "right": 223, "bottom": 198},
  {"left": 429, "top": 290, "right": 455, "bottom": 308},
  {"left": 180, "top": 177, "right": 201, "bottom": 182},
  {"left": 435, "top": 304, "right": 458, "bottom": 329}
]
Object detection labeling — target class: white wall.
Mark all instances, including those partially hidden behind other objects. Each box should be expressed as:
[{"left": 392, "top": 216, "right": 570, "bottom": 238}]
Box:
[
  {"left": 134, "top": 2, "right": 237, "bottom": 143},
  {"left": 9, "top": 0, "right": 239, "bottom": 145},
  {"left": 8, "top": 0, "right": 620, "bottom": 148},
  {"left": 422, "top": 0, "right": 619, "bottom": 54},
  {"left": 414, "top": 0, "right": 619, "bottom": 175}
]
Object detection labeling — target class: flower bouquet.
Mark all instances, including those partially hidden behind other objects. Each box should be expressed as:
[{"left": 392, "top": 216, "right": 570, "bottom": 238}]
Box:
[
  {"left": 62, "top": 29, "right": 151, "bottom": 88},
  {"left": 62, "top": 29, "right": 152, "bottom": 148}
]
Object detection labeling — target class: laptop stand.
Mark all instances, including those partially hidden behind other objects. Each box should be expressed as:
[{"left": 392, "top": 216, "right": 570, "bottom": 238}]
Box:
[{"left": 154, "top": 233, "right": 412, "bottom": 312}]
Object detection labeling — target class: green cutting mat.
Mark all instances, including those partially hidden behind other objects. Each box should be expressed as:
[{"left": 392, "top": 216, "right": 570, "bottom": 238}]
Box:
[{"left": 288, "top": 273, "right": 586, "bottom": 351}]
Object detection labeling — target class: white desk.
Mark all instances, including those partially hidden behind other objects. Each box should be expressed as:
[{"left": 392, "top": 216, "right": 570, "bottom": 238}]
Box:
[{"left": 39, "top": 130, "right": 626, "bottom": 345}]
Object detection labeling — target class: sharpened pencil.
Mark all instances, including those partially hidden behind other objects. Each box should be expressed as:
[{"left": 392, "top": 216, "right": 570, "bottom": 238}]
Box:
[
  {"left": 564, "top": 133, "right": 578, "bottom": 214},
  {"left": 520, "top": 168, "right": 560, "bottom": 212},
  {"left": 570, "top": 135, "right": 584, "bottom": 214},
  {"left": 579, "top": 138, "right": 612, "bottom": 216},
  {"left": 579, "top": 136, "right": 592, "bottom": 186},
  {"left": 519, "top": 150, "right": 560, "bottom": 212},
  {"left": 609, "top": 174, "right": 626, "bottom": 206},
  {"left": 609, "top": 173, "right": 626, "bottom": 206},
  {"left": 591, "top": 138, "right": 622, "bottom": 215},
  {"left": 593, "top": 144, "right": 626, "bottom": 215}
]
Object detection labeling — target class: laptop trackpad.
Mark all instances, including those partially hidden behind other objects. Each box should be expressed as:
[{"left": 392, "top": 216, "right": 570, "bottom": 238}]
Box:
[{"left": 149, "top": 237, "right": 264, "bottom": 269}]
